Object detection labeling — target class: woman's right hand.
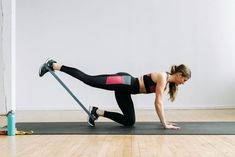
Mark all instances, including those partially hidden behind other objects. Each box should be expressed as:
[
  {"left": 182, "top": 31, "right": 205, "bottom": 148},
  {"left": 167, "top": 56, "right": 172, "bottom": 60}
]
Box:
[{"left": 164, "top": 124, "right": 180, "bottom": 130}]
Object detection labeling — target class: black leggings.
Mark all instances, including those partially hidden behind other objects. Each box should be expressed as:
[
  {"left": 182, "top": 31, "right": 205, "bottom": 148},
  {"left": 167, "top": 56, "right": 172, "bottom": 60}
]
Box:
[{"left": 60, "top": 65, "right": 140, "bottom": 126}]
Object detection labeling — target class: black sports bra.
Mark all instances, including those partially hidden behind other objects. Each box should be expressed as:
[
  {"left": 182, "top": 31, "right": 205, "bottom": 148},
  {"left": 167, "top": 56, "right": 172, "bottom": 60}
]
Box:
[
  {"left": 143, "top": 73, "right": 169, "bottom": 93},
  {"left": 143, "top": 74, "right": 156, "bottom": 93}
]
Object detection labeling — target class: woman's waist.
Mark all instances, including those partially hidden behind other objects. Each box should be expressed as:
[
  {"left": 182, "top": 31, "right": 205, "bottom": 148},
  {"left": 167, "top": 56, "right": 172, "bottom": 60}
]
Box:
[{"left": 137, "top": 76, "right": 147, "bottom": 93}]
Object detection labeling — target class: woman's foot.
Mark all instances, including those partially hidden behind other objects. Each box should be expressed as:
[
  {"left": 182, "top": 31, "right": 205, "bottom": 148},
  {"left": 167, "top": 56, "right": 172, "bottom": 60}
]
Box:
[
  {"left": 88, "top": 106, "right": 99, "bottom": 127},
  {"left": 39, "top": 59, "right": 57, "bottom": 77}
]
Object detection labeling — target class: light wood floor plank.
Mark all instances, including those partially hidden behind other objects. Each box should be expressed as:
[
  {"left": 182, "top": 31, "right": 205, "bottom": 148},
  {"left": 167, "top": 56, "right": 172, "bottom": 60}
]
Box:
[{"left": 1, "top": 109, "right": 235, "bottom": 157}]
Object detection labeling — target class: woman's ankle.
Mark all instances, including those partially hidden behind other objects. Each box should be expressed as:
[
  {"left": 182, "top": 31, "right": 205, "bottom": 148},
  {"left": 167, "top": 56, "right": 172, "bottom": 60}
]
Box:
[
  {"left": 52, "top": 63, "right": 62, "bottom": 71},
  {"left": 96, "top": 109, "right": 104, "bottom": 116}
]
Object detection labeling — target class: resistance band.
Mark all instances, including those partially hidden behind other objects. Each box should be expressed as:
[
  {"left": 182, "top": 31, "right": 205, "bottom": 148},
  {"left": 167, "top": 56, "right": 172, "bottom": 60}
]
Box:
[{"left": 45, "top": 65, "right": 96, "bottom": 121}]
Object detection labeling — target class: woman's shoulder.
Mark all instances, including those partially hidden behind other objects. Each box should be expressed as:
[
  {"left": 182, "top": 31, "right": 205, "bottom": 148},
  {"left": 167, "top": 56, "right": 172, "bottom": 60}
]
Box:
[{"left": 151, "top": 72, "right": 167, "bottom": 83}]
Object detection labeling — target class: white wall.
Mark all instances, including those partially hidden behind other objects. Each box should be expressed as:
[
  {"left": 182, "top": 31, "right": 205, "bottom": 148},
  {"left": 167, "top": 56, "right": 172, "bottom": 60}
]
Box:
[
  {"left": 16, "top": 0, "right": 235, "bottom": 110},
  {"left": 0, "top": 0, "right": 4, "bottom": 113},
  {"left": 0, "top": 0, "right": 15, "bottom": 113}
]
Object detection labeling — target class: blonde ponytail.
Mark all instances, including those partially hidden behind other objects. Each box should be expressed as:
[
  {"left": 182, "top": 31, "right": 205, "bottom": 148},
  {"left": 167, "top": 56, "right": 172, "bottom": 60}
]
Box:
[
  {"left": 168, "top": 64, "right": 191, "bottom": 102},
  {"left": 168, "top": 65, "right": 178, "bottom": 102}
]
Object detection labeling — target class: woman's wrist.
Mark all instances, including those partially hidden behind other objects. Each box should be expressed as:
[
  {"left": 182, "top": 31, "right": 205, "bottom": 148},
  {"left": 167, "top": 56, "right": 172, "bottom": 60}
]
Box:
[{"left": 161, "top": 121, "right": 167, "bottom": 127}]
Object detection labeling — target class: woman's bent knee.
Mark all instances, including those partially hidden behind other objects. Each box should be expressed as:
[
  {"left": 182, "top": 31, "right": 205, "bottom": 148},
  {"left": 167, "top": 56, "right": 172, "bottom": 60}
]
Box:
[{"left": 123, "top": 118, "right": 135, "bottom": 126}]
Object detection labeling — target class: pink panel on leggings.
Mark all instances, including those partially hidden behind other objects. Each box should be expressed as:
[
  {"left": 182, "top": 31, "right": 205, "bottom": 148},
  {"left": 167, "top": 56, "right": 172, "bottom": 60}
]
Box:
[{"left": 106, "top": 76, "right": 123, "bottom": 85}]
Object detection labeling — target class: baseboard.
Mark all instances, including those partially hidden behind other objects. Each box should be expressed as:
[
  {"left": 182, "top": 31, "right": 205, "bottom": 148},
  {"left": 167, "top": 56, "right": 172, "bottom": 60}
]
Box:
[
  {"left": 16, "top": 104, "right": 235, "bottom": 111},
  {"left": 163, "top": 104, "right": 235, "bottom": 110}
]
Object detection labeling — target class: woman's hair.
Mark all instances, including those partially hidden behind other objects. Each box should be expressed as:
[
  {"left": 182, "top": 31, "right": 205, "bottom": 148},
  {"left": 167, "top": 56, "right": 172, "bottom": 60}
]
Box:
[{"left": 168, "top": 64, "right": 191, "bottom": 102}]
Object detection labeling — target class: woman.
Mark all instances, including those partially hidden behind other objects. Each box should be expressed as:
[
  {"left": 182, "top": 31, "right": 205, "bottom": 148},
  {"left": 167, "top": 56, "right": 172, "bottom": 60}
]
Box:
[{"left": 39, "top": 59, "right": 191, "bottom": 130}]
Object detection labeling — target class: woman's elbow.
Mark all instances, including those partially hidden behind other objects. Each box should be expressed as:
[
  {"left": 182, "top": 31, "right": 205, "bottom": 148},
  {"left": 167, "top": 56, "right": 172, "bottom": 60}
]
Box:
[{"left": 155, "top": 101, "right": 163, "bottom": 109}]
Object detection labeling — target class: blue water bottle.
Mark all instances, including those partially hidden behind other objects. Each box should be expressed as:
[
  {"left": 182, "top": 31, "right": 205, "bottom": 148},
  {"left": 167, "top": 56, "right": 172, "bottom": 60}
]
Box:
[{"left": 7, "top": 110, "right": 16, "bottom": 136}]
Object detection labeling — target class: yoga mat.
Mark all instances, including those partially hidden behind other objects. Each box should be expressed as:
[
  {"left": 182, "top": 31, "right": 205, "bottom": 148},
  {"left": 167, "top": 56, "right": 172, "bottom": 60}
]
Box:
[{"left": 16, "top": 122, "right": 235, "bottom": 135}]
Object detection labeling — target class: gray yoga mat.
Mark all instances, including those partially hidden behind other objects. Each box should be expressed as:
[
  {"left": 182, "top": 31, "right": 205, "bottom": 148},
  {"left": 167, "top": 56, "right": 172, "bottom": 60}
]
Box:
[{"left": 16, "top": 122, "right": 235, "bottom": 135}]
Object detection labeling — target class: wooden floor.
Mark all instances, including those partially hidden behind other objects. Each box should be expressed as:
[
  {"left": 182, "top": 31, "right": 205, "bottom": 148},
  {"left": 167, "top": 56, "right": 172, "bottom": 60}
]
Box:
[{"left": 1, "top": 109, "right": 235, "bottom": 157}]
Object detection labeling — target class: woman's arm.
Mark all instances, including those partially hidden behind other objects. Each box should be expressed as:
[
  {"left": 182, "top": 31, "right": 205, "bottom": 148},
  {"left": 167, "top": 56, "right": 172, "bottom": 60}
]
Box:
[
  {"left": 154, "top": 90, "right": 167, "bottom": 127},
  {"left": 154, "top": 73, "right": 180, "bottom": 130}
]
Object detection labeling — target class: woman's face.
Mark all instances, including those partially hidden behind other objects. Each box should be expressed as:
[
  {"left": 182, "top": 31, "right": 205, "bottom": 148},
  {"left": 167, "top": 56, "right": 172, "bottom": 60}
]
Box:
[{"left": 175, "top": 73, "right": 188, "bottom": 85}]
